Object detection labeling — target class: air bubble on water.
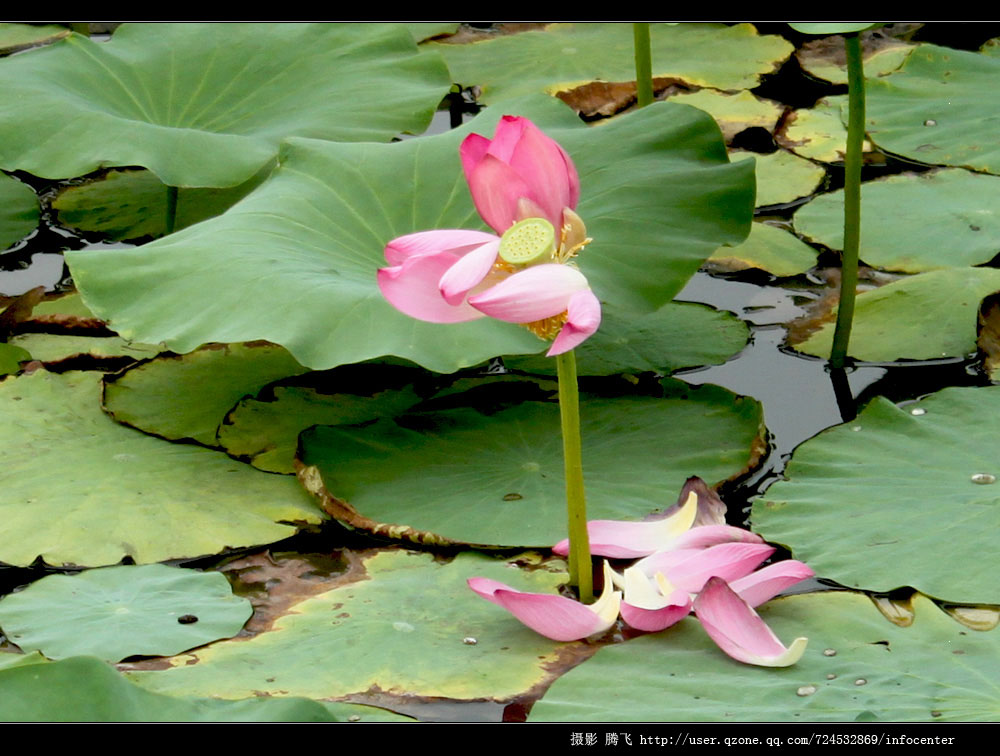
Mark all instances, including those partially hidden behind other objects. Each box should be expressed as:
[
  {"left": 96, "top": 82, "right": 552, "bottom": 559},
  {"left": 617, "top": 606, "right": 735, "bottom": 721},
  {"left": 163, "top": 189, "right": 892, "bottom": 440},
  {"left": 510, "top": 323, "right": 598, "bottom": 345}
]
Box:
[
  {"left": 971, "top": 473, "right": 996, "bottom": 485},
  {"left": 348, "top": 714, "right": 361, "bottom": 722},
  {"left": 823, "top": 648, "right": 837, "bottom": 656},
  {"left": 826, "top": 673, "right": 837, "bottom": 680},
  {"left": 924, "top": 119, "right": 937, "bottom": 126},
  {"left": 854, "top": 678, "right": 868, "bottom": 686},
  {"left": 910, "top": 408, "right": 926, "bottom": 416},
  {"left": 462, "top": 636, "right": 478, "bottom": 645},
  {"left": 851, "top": 425, "right": 862, "bottom": 432},
  {"left": 796, "top": 685, "right": 817, "bottom": 697},
  {"left": 393, "top": 621, "right": 415, "bottom": 633}
]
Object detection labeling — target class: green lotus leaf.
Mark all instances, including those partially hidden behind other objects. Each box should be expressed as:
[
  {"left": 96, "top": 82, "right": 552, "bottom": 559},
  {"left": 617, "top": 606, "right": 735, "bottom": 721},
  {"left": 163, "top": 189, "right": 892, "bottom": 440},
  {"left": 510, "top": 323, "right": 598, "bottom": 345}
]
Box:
[
  {"left": 730, "top": 149, "right": 826, "bottom": 208},
  {"left": 67, "top": 96, "right": 754, "bottom": 374},
  {"left": 0, "top": 342, "right": 30, "bottom": 375},
  {"left": 789, "top": 23, "right": 883, "bottom": 35},
  {"left": 504, "top": 301, "right": 749, "bottom": 377},
  {"left": 103, "top": 342, "right": 309, "bottom": 447},
  {"left": 754, "top": 385, "right": 1000, "bottom": 603},
  {"left": 664, "top": 90, "right": 783, "bottom": 142},
  {"left": 0, "top": 656, "right": 346, "bottom": 722},
  {"left": 708, "top": 221, "right": 818, "bottom": 277},
  {"left": 530, "top": 592, "right": 1000, "bottom": 722},
  {"left": 0, "top": 173, "right": 39, "bottom": 250},
  {"left": 299, "top": 380, "right": 762, "bottom": 547},
  {"left": 778, "top": 96, "right": 874, "bottom": 163},
  {"left": 130, "top": 550, "right": 574, "bottom": 701},
  {"left": 0, "top": 564, "right": 251, "bottom": 661},
  {"left": 220, "top": 382, "right": 423, "bottom": 474},
  {"left": 0, "top": 369, "right": 324, "bottom": 567},
  {"left": 796, "top": 34, "right": 913, "bottom": 85},
  {"left": 794, "top": 169, "right": 1000, "bottom": 272},
  {"left": 794, "top": 267, "right": 1000, "bottom": 361},
  {"left": 433, "top": 23, "right": 793, "bottom": 104},
  {"left": 29, "top": 291, "right": 98, "bottom": 319},
  {"left": 0, "top": 23, "right": 451, "bottom": 186},
  {"left": 0, "top": 22, "right": 69, "bottom": 54},
  {"left": 52, "top": 168, "right": 268, "bottom": 241},
  {"left": 866, "top": 44, "right": 1000, "bottom": 175},
  {"left": 9, "top": 334, "right": 161, "bottom": 363}
]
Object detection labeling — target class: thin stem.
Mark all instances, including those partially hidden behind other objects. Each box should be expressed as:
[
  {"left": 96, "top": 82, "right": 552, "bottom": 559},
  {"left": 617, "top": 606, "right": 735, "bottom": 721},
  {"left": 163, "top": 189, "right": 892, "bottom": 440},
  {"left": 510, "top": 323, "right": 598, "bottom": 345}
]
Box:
[
  {"left": 556, "top": 349, "right": 593, "bottom": 604},
  {"left": 633, "top": 23, "right": 653, "bottom": 108},
  {"left": 165, "top": 185, "right": 179, "bottom": 235},
  {"left": 830, "top": 32, "right": 865, "bottom": 369}
]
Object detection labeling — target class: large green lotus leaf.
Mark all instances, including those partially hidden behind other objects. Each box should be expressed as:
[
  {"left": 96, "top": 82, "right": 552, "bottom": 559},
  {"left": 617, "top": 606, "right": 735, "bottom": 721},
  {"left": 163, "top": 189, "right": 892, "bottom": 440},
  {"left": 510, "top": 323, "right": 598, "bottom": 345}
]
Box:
[
  {"left": 67, "top": 97, "right": 754, "bottom": 373},
  {"left": 754, "top": 386, "right": 1000, "bottom": 603},
  {"left": 866, "top": 44, "right": 1000, "bottom": 175},
  {"left": 530, "top": 592, "right": 1000, "bottom": 722},
  {"left": 664, "top": 90, "right": 783, "bottom": 142},
  {"left": 777, "top": 96, "right": 874, "bottom": 163},
  {"left": 9, "top": 334, "right": 161, "bottom": 363},
  {"left": 794, "top": 267, "right": 1000, "bottom": 361},
  {"left": 0, "top": 656, "right": 345, "bottom": 722},
  {"left": 433, "top": 23, "right": 792, "bottom": 104},
  {"left": 52, "top": 168, "right": 267, "bottom": 241},
  {"left": 0, "top": 565, "right": 251, "bottom": 661},
  {"left": 504, "top": 301, "right": 749, "bottom": 377},
  {"left": 794, "top": 169, "right": 1000, "bottom": 272},
  {"left": 730, "top": 150, "right": 826, "bottom": 208},
  {"left": 131, "top": 550, "right": 574, "bottom": 701},
  {"left": 796, "top": 34, "right": 913, "bottom": 85},
  {"left": 0, "top": 370, "right": 324, "bottom": 567},
  {"left": 0, "top": 23, "right": 69, "bottom": 54},
  {"left": 299, "top": 380, "right": 762, "bottom": 547},
  {"left": 0, "top": 23, "right": 451, "bottom": 187},
  {"left": 709, "top": 221, "right": 819, "bottom": 277},
  {"left": 104, "top": 342, "right": 309, "bottom": 447},
  {"left": 0, "top": 173, "right": 39, "bottom": 250},
  {"left": 219, "top": 383, "right": 423, "bottom": 474}
]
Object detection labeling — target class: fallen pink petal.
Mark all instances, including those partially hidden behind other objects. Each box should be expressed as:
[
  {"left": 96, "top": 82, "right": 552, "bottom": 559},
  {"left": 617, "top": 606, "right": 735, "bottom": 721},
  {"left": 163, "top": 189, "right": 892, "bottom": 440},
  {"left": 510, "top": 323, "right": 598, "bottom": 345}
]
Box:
[
  {"left": 635, "top": 542, "right": 776, "bottom": 593},
  {"left": 729, "top": 560, "right": 815, "bottom": 607}
]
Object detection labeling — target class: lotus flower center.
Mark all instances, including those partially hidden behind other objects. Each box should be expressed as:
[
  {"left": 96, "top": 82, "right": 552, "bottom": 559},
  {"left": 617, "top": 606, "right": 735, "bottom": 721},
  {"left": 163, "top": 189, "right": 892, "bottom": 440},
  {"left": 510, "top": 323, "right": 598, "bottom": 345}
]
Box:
[{"left": 498, "top": 217, "right": 555, "bottom": 266}]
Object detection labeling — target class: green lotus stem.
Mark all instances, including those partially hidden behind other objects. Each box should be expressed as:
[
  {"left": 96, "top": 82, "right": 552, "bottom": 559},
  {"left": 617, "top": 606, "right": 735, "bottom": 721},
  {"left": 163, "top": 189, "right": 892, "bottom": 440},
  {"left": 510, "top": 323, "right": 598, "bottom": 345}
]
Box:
[
  {"left": 556, "top": 349, "right": 593, "bottom": 604},
  {"left": 633, "top": 23, "right": 653, "bottom": 108},
  {"left": 829, "top": 32, "right": 865, "bottom": 369},
  {"left": 165, "top": 185, "right": 179, "bottom": 235}
]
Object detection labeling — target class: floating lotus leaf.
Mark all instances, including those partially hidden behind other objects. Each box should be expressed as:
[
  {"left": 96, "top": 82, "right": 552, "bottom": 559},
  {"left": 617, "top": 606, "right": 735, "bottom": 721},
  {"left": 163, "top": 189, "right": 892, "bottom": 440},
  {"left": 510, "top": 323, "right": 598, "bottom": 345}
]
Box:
[
  {"left": 0, "top": 173, "right": 39, "bottom": 250},
  {"left": 433, "top": 23, "right": 793, "bottom": 105},
  {"left": 0, "top": 23, "right": 451, "bottom": 186},
  {"left": 794, "top": 169, "right": 1000, "bottom": 272},
  {"left": 664, "top": 90, "right": 783, "bottom": 142},
  {"left": 67, "top": 96, "right": 754, "bottom": 374},
  {"left": 789, "top": 23, "right": 883, "bottom": 35},
  {"left": 0, "top": 342, "right": 30, "bottom": 375},
  {"left": 9, "top": 334, "right": 160, "bottom": 363},
  {"left": 730, "top": 150, "right": 826, "bottom": 208},
  {"left": 219, "top": 383, "right": 423, "bottom": 474},
  {"left": 530, "top": 592, "right": 1000, "bottom": 721},
  {"left": 104, "top": 342, "right": 309, "bottom": 447},
  {"left": 793, "top": 267, "right": 1000, "bottom": 361},
  {"left": 130, "top": 550, "right": 575, "bottom": 701},
  {"left": 754, "top": 385, "right": 1000, "bottom": 603},
  {"left": 29, "top": 291, "right": 98, "bottom": 319},
  {"left": 709, "top": 222, "right": 818, "bottom": 277},
  {"left": 0, "top": 655, "right": 386, "bottom": 722},
  {"left": 796, "top": 33, "right": 913, "bottom": 85},
  {"left": 0, "top": 369, "right": 324, "bottom": 567},
  {"left": 866, "top": 44, "right": 1000, "bottom": 175},
  {"left": 52, "top": 168, "right": 267, "bottom": 241},
  {"left": 299, "top": 380, "right": 762, "bottom": 547},
  {"left": 0, "top": 564, "right": 251, "bottom": 661},
  {"left": 777, "top": 96, "right": 875, "bottom": 163},
  {"left": 0, "top": 23, "right": 69, "bottom": 54},
  {"left": 504, "top": 301, "right": 749, "bottom": 377}
]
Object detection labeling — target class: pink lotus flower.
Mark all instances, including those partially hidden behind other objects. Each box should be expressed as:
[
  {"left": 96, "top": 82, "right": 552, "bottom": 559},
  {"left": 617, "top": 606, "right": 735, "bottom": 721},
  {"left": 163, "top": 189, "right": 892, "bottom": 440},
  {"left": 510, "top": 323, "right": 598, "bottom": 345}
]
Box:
[
  {"left": 377, "top": 116, "right": 601, "bottom": 357},
  {"left": 467, "top": 562, "right": 621, "bottom": 642}
]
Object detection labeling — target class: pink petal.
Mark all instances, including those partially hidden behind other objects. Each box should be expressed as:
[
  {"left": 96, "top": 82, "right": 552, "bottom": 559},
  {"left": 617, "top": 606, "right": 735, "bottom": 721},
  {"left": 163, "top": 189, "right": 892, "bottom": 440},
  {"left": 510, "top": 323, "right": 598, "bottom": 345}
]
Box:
[
  {"left": 505, "top": 117, "right": 580, "bottom": 226},
  {"left": 730, "top": 561, "right": 815, "bottom": 608},
  {"left": 377, "top": 252, "right": 484, "bottom": 323},
  {"left": 694, "top": 577, "right": 808, "bottom": 667},
  {"left": 468, "top": 264, "right": 589, "bottom": 323},
  {"left": 384, "top": 229, "right": 498, "bottom": 266},
  {"left": 466, "top": 154, "right": 532, "bottom": 234},
  {"left": 466, "top": 565, "right": 620, "bottom": 643},
  {"left": 638, "top": 543, "right": 776, "bottom": 593},
  {"left": 438, "top": 239, "right": 501, "bottom": 306},
  {"left": 671, "top": 525, "right": 765, "bottom": 550},
  {"left": 459, "top": 132, "right": 491, "bottom": 178},
  {"left": 618, "top": 567, "right": 692, "bottom": 632},
  {"left": 621, "top": 597, "right": 691, "bottom": 632},
  {"left": 547, "top": 288, "right": 602, "bottom": 356}
]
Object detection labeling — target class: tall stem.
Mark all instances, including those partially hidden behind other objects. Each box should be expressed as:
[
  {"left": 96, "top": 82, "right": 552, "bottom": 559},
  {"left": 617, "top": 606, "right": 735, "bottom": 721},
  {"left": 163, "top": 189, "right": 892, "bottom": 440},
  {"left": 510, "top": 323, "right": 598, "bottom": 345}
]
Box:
[
  {"left": 830, "top": 32, "right": 865, "bottom": 369},
  {"left": 556, "top": 349, "right": 593, "bottom": 604},
  {"left": 633, "top": 23, "right": 653, "bottom": 108}
]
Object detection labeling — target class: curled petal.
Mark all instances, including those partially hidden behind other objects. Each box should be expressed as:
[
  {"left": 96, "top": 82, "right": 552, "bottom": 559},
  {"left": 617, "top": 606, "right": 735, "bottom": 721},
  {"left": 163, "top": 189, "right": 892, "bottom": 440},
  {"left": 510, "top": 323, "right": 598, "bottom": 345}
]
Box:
[
  {"left": 637, "top": 543, "right": 776, "bottom": 593},
  {"left": 384, "top": 229, "right": 499, "bottom": 266},
  {"left": 468, "top": 264, "right": 590, "bottom": 323},
  {"left": 466, "top": 153, "right": 533, "bottom": 234},
  {"left": 671, "top": 525, "right": 765, "bottom": 551},
  {"left": 438, "top": 239, "right": 501, "bottom": 306},
  {"left": 377, "top": 252, "right": 484, "bottom": 323},
  {"left": 552, "top": 491, "right": 699, "bottom": 558},
  {"left": 466, "top": 562, "right": 620, "bottom": 642},
  {"left": 694, "top": 577, "right": 807, "bottom": 667},
  {"left": 547, "top": 288, "right": 602, "bottom": 356},
  {"left": 618, "top": 567, "right": 692, "bottom": 633},
  {"left": 730, "top": 561, "right": 815, "bottom": 608}
]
